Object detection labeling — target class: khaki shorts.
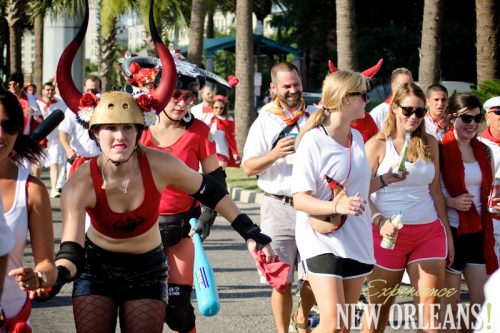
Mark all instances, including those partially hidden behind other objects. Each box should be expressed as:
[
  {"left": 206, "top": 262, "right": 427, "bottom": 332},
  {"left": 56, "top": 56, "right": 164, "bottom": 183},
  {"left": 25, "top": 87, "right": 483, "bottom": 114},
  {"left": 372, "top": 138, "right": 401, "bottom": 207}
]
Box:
[{"left": 259, "top": 195, "right": 304, "bottom": 284}]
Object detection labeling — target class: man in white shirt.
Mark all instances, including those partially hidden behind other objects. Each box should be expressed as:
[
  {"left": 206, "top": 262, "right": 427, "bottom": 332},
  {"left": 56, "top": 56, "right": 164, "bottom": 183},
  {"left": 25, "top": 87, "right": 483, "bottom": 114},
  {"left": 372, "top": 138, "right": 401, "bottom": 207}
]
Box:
[
  {"left": 58, "top": 76, "right": 101, "bottom": 176},
  {"left": 191, "top": 84, "right": 214, "bottom": 124},
  {"left": 478, "top": 96, "right": 500, "bottom": 265},
  {"left": 36, "top": 82, "right": 68, "bottom": 197},
  {"left": 242, "top": 62, "right": 315, "bottom": 333},
  {"left": 424, "top": 84, "right": 448, "bottom": 140},
  {"left": 370, "top": 67, "right": 413, "bottom": 129}
]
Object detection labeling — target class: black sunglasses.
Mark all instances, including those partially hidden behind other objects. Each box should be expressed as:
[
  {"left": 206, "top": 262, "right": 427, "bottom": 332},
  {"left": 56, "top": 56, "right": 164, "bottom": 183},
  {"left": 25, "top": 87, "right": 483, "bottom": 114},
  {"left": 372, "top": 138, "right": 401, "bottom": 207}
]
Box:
[
  {"left": 396, "top": 103, "right": 427, "bottom": 118},
  {"left": 0, "top": 119, "right": 20, "bottom": 135},
  {"left": 347, "top": 91, "right": 368, "bottom": 102},
  {"left": 456, "top": 113, "right": 483, "bottom": 124},
  {"left": 489, "top": 109, "right": 500, "bottom": 116}
]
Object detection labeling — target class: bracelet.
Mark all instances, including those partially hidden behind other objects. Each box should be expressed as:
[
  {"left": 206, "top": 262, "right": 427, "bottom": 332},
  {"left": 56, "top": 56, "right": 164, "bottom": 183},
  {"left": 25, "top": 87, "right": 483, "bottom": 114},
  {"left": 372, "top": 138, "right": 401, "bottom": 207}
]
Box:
[{"left": 379, "top": 174, "right": 387, "bottom": 188}]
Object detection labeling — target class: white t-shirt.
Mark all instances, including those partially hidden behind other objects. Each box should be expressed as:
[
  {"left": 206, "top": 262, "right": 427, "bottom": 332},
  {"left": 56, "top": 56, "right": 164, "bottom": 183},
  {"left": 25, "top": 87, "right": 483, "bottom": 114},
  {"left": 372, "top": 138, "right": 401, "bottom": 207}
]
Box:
[
  {"left": 191, "top": 102, "right": 212, "bottom": 125},
  {"left": 210, "top": 116, "right": 230, "bottom": 158},
  {"left": 242, "top": 103, "right": 318, "bottom": 195},
  {"left": 36, "top": 96, "right": 67, "bottom": 145},
  {"left": 424, "top": 115, "right": 445, "bottom": 140},
  {"left": 58, "top": 108, "right": 100, "bottom": 157},
  {"left": 369, "top": 102, "right": 389, "bottom": 130},
  {"left": 292, "top": 128, "right": 374, "bottom": 265}
]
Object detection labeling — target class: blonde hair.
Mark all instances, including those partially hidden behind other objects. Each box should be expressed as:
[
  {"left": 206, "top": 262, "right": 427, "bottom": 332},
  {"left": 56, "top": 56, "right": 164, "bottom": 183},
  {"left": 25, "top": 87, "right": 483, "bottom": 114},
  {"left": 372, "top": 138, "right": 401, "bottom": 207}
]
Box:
[
  {"left": 377, "top": 82, "right": 431, "bottom": 161},
  {"left": 296, "top": 71, "right": 366, "bottom": 147}
]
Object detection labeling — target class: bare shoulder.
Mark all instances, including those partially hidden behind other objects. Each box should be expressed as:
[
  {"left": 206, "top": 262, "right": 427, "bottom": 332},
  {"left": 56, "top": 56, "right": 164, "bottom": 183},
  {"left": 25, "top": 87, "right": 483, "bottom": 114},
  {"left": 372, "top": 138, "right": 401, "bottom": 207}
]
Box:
[
  {"left": 62, "top": 163, "right": 94, "bottom": 204},
  {"left": 141, "top": 145, "right": 180, "bottom": 166},
  {"left": 365, "top": 136, "right": 386, "bottom": 157},
  {"left": 27, "top": 176, "right": 50, "bottom": 206}
]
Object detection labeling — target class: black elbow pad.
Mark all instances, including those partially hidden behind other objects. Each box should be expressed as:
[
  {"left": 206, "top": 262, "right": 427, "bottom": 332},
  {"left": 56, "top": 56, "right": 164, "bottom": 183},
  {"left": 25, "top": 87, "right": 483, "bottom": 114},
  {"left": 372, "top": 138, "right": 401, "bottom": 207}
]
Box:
[
  {"left": 207, "top": 167, "right": 227, "bottom": 189},
  {"left": 191, "top": 174, "right": 229, "bottom": 209},
  {"left": 55, "top": 241, "right": 85, "bottom": 278}
]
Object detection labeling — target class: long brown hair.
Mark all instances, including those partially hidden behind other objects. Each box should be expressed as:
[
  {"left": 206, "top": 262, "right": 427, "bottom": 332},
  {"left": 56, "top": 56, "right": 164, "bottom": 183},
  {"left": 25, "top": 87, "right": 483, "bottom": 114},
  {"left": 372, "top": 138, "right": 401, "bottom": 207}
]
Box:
[
  {"left": 296, "top": 71, "right": 366, "bottom": 147},
  {"left": 377, "top": 82, "right": 431, "bottom": 161}
]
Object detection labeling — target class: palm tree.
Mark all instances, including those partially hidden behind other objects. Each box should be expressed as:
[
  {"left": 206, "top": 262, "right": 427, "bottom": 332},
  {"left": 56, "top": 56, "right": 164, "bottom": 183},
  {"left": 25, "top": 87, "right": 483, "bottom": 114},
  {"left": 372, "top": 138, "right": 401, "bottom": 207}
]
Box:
[
  {"left": 476, "top": 0, "right": 498, "bottom": 84},
  {"left": 336, "top": 0, "right": 357, "bottom": 71},
  {"left": 235, "top": 0, "right": 255, "bottom": 152},
  {"left": 187, "top": 0, "right": 206, "bottom": 66},
  {"left": 5, "top": 0, "right": 26, "bottom": 74},
  {"left": 418, "top": 0, "right": 443, "bottom": 91}
]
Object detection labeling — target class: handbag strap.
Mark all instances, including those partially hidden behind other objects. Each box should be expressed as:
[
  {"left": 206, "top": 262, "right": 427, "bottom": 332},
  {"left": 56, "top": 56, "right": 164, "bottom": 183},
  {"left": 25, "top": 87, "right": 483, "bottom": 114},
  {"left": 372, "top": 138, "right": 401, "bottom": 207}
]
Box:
[{"left": 320, "top": 125, "right": 352, "bottom": 189}]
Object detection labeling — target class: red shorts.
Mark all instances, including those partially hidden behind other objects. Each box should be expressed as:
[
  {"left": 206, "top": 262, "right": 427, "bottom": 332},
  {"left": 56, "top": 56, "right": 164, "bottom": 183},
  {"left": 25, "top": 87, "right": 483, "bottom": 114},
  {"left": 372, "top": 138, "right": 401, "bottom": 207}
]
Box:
[{"left": 372, "top": 219, "right": 447, "bottom": 270}]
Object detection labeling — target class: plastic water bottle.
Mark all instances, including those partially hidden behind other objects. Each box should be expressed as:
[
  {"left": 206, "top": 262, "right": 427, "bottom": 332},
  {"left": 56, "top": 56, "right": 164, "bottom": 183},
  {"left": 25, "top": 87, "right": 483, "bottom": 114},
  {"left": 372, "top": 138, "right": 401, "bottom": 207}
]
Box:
[
  {"left": 308, "top": 306, "right": 320, "bottom": 328},
  {"left": 488, "top": 177, "right": 500, "bottom": 214},
  {"left": 380, "top": 211, "right": 403, "bottom": 250}
]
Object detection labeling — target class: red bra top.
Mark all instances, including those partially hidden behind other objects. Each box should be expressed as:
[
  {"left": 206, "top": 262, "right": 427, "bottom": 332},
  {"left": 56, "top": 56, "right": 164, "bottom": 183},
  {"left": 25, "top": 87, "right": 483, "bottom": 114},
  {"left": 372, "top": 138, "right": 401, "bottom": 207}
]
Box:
[{"left": 86, "top": 151, "right": 161, "bottom": 239}]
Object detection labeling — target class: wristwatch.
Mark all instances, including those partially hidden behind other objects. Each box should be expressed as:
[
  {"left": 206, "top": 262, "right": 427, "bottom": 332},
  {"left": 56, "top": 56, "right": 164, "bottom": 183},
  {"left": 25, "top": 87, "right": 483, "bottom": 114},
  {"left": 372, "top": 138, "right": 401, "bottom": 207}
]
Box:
[{"left": 35, "top": 271, "right": 48, "bottom": 288}]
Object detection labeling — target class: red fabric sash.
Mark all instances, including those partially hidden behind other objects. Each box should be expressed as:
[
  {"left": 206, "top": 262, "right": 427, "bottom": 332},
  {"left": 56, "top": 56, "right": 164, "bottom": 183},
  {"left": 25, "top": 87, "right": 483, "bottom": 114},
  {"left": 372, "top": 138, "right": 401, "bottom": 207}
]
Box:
[
  {"left": 4, "top": 293, "right": 32, "bottom": 333},
  {"left": 210, "top": 116, "right": 241, "bottom": 167},
  {"left": 37, "top": 98, "right": 58, "bottom": 112},
  {"left": 480, "top": 126, "right": 500, "bottom": 145},
  {"left": 441, "top": 129, "right": 498, "bottom": 273}
]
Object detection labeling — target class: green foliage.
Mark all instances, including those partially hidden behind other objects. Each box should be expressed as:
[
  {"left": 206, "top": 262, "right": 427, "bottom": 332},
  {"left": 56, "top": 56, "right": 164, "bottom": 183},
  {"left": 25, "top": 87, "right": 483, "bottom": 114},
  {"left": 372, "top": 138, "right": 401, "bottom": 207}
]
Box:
[
  {"left": 137, "top": 0, "right": 190, "bottom": 40},
  {"left": 101, "top": 0, "right": 130, "bottom": 36},
  {"left": 471, "top": 80, "right": 500, "bottom": 105}
]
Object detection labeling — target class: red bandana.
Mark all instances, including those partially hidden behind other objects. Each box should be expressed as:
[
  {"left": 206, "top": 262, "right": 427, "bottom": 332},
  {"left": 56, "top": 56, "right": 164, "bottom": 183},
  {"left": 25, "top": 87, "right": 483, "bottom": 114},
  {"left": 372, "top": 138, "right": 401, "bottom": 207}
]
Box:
[
  {"left": 441, "top": 129, "right": 498, "bottom": 273},
  {"left": 37, "top": 98, "right": 57, "bottom": 111},
  {"left": 427, "top": 114, "right": 445, "bottom": 135},
  {"left": 480, "top": 126, "right": 500, "bottom": 146}
]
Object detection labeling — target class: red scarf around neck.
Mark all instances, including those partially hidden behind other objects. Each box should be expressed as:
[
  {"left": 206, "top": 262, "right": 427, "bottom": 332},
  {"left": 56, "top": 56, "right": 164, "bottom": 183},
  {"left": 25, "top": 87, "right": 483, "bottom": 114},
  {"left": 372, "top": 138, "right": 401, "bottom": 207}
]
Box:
[
  {"left": 441, "top": 129, "right": 498, "bottom": 273},
  {"left": 480, "top": 126, "right": 500, "bottom": 146},
  {"left": 37, "top": 97, "right": 57, "bottom": 111}
]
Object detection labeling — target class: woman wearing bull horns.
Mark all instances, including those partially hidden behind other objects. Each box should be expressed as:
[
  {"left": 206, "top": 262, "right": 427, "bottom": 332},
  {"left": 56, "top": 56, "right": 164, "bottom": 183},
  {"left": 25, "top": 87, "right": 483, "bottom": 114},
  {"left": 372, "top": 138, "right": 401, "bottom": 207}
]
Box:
[
  {"left": 123, "top": 51, "right": 232, "bottom": 332},
  {"left": 43, "top": 1, "right": 274, "bottom": 332}
]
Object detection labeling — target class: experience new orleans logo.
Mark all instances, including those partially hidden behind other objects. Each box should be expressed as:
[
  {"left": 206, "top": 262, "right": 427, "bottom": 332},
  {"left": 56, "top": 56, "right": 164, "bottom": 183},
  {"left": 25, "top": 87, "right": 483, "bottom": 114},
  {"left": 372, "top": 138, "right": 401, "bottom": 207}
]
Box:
[{"left": 331, "top": 279, "right": 493, "bottom": 330}]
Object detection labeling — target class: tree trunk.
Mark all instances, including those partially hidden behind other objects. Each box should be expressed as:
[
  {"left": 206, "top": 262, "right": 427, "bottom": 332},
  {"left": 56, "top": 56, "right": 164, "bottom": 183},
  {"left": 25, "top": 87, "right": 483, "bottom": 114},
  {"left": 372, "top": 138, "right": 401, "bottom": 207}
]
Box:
[
  {"left": 476, "top": 0, "right": 497, "bottom": 84},
  {"left": 418, "top": 0, "right": 443, "bottom": 91},
  {"left": 187, "top": 0, "right": 206, "bottom": 66},
  {"left": 0, "top": 17, "right": 9, "bottom": 78},
  {"left": 98, "top": 17, "right": 118, "bottom": 92},
  {"left": 336, "top": 0, "right": 357, "bottom": 71},
  {"left": 6, "top": 0, "right": 23, "bottom": 74},
  {"left": 235, "top": 0, "right": 255, "bottom": 153},
  {"left": 34, "top": 15, "right": 44, "bottom": 90},
  {"left": 206, "top": 7, "right": 214, "bottom": 39}
]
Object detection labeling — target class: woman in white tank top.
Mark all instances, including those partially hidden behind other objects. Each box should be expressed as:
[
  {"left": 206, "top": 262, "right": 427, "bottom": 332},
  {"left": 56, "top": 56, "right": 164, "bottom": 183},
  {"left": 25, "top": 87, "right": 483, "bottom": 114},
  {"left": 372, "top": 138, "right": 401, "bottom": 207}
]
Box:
[
  {"left": 0, "top": 89, "right": 56, "bottom": 329},
  {"left": 361, "top": 82, "right": 453, "bottom": 332}
]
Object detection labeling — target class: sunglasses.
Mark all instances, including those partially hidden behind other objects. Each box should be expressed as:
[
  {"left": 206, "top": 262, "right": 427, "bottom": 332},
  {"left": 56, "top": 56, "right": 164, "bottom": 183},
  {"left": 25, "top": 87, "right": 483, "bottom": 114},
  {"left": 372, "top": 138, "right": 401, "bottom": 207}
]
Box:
[
  {"left": 171, "top": 91, "right": 196, "bottom": 105},
  {"left": 456, "top": 113, "right": 483, "bottom": 124},
  {"left": 347, "top": 91, "right": 368, "bottom": 102},
  {"left": 489, "top": 109, "right": 500, "bottom": 116},
  {"left": 0, "top": 119, "right": 20, "bottom": 135},
  {"left": 396, "top": 103, "right": 427, "bottom": 118}
]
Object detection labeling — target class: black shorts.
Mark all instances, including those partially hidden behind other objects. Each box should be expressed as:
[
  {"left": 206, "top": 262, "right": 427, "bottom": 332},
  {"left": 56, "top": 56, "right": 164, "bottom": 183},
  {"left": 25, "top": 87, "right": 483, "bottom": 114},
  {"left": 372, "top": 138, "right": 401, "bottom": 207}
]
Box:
[
  {"left": 304, "top": 253, "right": 373, "bottom": 279},
  {"left": 73, "top": 236, "right": 168, "bottom": 303},
  {"left": 447, "top": 227, "right": 485, "bottom": 274}
]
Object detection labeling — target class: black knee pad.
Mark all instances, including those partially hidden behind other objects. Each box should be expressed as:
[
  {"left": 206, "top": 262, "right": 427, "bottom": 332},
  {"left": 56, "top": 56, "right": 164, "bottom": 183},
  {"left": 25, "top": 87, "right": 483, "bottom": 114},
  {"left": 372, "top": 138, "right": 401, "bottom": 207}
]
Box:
[{"left": 166, "top": 284, "right": 195, "bottom": 332}]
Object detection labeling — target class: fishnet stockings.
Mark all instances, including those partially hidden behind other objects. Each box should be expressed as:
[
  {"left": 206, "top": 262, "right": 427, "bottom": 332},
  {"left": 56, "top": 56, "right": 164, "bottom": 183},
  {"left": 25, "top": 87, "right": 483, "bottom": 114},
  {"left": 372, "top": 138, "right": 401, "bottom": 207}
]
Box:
[
  {"left": 73, "top": 295, "right": 118, "bottom": 333},
  {"left": 73, "top": 295, "right": 166, "bottom": 333},
  {"left": 119, "top": 299, "right": 166, "bottom": 333},
  {"left": 166, "top": 237, "right": 195, "bottom": 285}
]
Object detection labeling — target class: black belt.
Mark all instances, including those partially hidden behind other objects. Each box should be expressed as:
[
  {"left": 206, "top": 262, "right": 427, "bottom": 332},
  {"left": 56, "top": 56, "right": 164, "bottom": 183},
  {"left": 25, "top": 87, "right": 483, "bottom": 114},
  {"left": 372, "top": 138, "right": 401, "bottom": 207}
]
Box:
[
  {"left": 264, "top": 192, "right": 293, "bottom": 206},
  {"left": 157, "top": 205, "right": 201, "bottom": 224}
]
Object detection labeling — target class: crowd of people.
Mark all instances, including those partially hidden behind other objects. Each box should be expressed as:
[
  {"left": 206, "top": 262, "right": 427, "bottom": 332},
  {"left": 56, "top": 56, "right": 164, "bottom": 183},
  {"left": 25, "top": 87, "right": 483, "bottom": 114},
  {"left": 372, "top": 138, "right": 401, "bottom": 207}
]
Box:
[{"left": 1, "top": 4, "right": 500, "bottom": 333}]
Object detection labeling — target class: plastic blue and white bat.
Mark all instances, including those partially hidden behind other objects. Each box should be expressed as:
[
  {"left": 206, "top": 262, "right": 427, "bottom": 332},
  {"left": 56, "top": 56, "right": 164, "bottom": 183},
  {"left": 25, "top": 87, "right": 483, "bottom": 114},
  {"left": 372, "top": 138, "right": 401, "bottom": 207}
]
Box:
[{"left": 189, "top": 218, "right": 220, "bottom": 316}]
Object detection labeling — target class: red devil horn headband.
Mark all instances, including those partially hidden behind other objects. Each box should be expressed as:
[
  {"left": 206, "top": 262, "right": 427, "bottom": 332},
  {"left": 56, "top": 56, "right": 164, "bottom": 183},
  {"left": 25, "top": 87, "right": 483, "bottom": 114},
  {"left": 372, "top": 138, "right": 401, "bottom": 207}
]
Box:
[
  {"left": 56, "top": 0, "right": 175, "bottom": 115},
  {"left": 327, "top": 58, "right": 384, "bottom": 80}
]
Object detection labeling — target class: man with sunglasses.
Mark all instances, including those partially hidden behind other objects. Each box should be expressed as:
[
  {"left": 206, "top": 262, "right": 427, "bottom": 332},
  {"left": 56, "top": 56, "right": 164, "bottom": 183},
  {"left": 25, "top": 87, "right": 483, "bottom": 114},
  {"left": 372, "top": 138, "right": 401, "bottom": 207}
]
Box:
[
  {"left": 242, "top": 61, "right": 316, "bottom": 333},
  {"left": 479, "top": 96, "right": 500, "bottom": 265}
]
